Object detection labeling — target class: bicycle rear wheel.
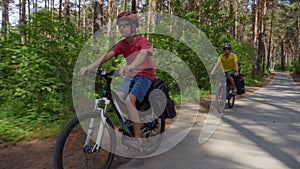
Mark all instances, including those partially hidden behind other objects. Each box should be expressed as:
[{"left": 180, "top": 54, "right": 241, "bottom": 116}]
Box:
[
  {"left": 121, "top": 115, "right": 165, "bottom": 155},
  {"left": 54, "top": 111, "right": 116, "bottom": 169},
  {"left": 141, "top": 116, "right": 165, "bottom": 153}
]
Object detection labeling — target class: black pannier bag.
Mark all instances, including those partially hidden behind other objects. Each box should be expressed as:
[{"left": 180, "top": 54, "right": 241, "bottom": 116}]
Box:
[
  {"left": 137, "top": 79, "right": 177, "bottom": 119},
  {"left": 234, "top": 74, "right": 245, "bottom": 95}
]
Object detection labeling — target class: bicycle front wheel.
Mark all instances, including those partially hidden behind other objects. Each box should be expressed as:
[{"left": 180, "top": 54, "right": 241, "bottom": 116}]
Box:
[
  {"left": 216, "top": 84, "right": 226, "bottom": 113},
  {"left": 53, "top": 111, "right": 116, "bottom": 169},
  {"left": 228, "top": 94, "right": 235, "bottom": 108}
]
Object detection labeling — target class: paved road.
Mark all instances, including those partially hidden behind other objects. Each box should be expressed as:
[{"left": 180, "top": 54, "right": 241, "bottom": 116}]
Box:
[{"left": 117, "top": 72, "right": 300, "bottom": 169}]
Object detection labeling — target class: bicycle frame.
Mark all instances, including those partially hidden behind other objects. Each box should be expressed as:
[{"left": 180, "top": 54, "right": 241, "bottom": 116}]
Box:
[{"left": 83, "top": 70, "right": 135, "bottom": 152}]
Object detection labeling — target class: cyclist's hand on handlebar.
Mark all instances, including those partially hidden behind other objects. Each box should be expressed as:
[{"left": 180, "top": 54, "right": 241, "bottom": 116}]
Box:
[
  {"left": 119, "top": 65, "right": 134, "bottom": 76},
  {"left": 234, "top": 72, "right": 239, "bottom": 77},
  {"left": 80, "top": 67, "right": 89, "bottom": 76}
]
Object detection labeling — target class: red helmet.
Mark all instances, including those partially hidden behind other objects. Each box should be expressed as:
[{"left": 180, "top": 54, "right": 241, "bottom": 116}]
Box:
[{"left": 117, "top": 12, "right": 139, "bottom": 27}]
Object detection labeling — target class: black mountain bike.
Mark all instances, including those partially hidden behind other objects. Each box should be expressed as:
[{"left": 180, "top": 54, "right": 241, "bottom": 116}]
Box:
[
  {"left": 53, "top": 69, "right": 165, "bottom": 169},
  {"left": 215, "top": 75, "right": 236, "bottom": 112}
]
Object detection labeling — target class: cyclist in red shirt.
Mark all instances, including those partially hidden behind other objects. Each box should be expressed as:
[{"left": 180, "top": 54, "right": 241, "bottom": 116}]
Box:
[{"left": 80, "top": 12, "right": 155, "bottom": 151}]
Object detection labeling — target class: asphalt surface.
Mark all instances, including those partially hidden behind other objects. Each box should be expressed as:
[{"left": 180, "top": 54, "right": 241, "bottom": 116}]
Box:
[{"left": 116, "top": 72, "right": 300, "bottom": 169}]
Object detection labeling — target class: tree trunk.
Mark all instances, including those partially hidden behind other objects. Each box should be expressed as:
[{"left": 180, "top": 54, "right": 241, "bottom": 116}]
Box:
[
  {"left": 59, "top": 0, "right": 63, "bottom": 19},
  {"left": 20, "top": 0, "right": 26, "bottom": 44},
  {"left": 27, "top": 0, "right": 31, "bottom": 42},
  {"left": 107, "top": 0, "right": 112, "bottom": 35},
  {"left": 78, "top": 0, "right": 81, "bottom": 29},
  {"left": 74, "top": 0, "right": 77, "bottom": 25},
  {"left": 240, "top": 0, "right": 249, "bottom": 41},
  {"left": 147, "top": 0, "right": 157, "bottom": 34},
  {"left": 64, "top": 0, "right": 70, "bottom": 23},
  {"left": 83, "top": 0, "right": 87, "bottom": 37},
  {"left": 198, "top": 0, "right": 202, "bottom": 23},
  {"left": 261, "top": 0, "right": 267, "bottom": 72},
  {"left": 132, "top": 0, "right": 137, "bottom": 13},
  {"left": 93, "top": 0, "right": 104, "bottom": 33},
  {"left": 267, "top": 0, "right": 276, "bottom": 70},
  {"left": 51, "top": 0, "right": 54, "bottom": 21},
  {"left": 281, "top": 37, "right": 285, "bottom": 71},
  {"left": 253, "top": 0, "right": 259, "bottom": 47},
  {"left": 252, "top": 0, "right": 259, "bottom": 75},
  {"left": 27, "top": 0, "right": 31, "bottom": 22},
  {"left": 123, "top": 0, "right": 127, "bottom": 12},
  {"left": 233, "top": 0, "right": 238, "bottom": 40},
  {"left": 1, "top": 0, "right": 9, "bottom": 41}
]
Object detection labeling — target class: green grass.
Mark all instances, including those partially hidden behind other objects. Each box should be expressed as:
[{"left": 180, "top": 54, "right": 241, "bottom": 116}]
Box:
[{"left": 0, "top": 112, "right": 74, "bottom": 145}]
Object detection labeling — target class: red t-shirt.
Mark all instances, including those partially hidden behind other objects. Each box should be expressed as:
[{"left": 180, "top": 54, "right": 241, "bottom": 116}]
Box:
[{"left": 112, "top": 36, "right": 155, "bottom": 80}]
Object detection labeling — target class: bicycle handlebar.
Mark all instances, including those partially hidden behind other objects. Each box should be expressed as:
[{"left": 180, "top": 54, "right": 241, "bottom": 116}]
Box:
[
  {"left": 84, "top": 68, "right": 134, "bottom": 77},
  {"left": 84, "top": 69, "right": 117, "bottom": 77}
]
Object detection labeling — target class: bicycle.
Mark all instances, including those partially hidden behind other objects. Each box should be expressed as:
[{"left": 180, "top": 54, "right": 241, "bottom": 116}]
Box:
[
  {"left": 53, "top": 68, "right": 165, "bottom": 169},
  {"left": 215, "top": 74, "right": 236, "bottom": 112}
]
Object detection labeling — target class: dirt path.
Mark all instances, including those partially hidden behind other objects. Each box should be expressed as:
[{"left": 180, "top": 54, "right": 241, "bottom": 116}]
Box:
[{"left": 1, "top": 72, "right": 297, "bottom": 169}]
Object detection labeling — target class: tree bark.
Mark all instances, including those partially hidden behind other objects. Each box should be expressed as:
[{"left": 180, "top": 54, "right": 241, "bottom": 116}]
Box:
[
  {"left": 20, "top": 0, "right": 26, "bottom": 44},
  {"left": 253, "top": 0, "right": 259, "bottom": 47},
  {"left": 132, "top": 0, "right": 137, "bottom": 13},
  {"left": 64, "top": 0, "right": 70, "bottom": 23},
  {"left": 261, "top": 0, "right": 267, "bottom": 72},
  {"left": 1, "top": 0, "right": 9, "bottom": 41},
  {"left": 83, "top": 0, "right": 87, "bottom": 37},
  {"left": 252, "top": 0, "right": 260, "bottom": 74},
  {"left": 93, "top": 0, "right": 104, "bottom": 33},
  {"left": 267, "top": 0, "right": 276, "bottom": 70},
  {"left": 123, "top": 0, "right": 127, "bottom": 12},
  {"left": 233, "top": 0, "right": 238, "bottom": 40},
  {"left": 51, "top": 0, "right": 54, "bottom": 21},
  {"left": 78, "top": 0, "right": 81, "bottom": 29},
  {"left": 281, "top": 37, "right": 285, "bottom": 71},
  {"left": 59, "top": 0, "right": 63, "bottom": 19},
  {"left": 240, "top": 0, "right": 249, "bottom": 41},
  {"left": 107, "top": 0, "right": 112, "bottom": 35}
]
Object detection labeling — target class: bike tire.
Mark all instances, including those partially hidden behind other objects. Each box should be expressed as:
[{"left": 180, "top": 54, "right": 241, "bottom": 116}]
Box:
[
  {"left": 142, "top": 115, "right": 165, "bottom": 154},
  {"left": 53, "top": 111, "right": 116, "bottom": 169},
  {"left": 227, "top": 94, "right": 235, "bottom": 108},
  {"left": 122, "top": 115, "right": 165, "bottom": 155},
  {"left": 216, "top": 84, "right": 226, "bottom": 113}
]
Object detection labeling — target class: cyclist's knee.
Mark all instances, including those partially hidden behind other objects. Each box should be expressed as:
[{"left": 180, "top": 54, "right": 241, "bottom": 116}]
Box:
[
  {"left": 116, "top": 91, "right": 126, "bottom": 100},
  {"left": 125, "top": 94, "right": 137, "bottom": 109}
]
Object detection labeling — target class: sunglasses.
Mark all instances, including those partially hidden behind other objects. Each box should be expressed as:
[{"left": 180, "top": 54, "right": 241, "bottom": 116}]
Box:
[
  {"left": 223, "top": 47, "right": 231, "bottom": 51},
  {"left": 118, "top": 23, "right": 130, "bottom": 29}
]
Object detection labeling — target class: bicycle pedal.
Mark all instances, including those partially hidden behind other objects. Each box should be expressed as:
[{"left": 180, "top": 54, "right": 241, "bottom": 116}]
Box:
[{"left": 119, "top": 127, "right": 125, "bottom": 132}]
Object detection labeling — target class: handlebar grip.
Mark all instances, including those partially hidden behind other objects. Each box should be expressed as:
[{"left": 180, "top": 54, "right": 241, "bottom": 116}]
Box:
[{"left": 84, "top": 69, "right": 95, "bottom": 76}]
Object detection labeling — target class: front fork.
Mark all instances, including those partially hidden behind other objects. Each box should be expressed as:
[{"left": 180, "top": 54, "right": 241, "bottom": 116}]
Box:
[{"left": 83, "top": 97, "right": 110, "bottom": 153}]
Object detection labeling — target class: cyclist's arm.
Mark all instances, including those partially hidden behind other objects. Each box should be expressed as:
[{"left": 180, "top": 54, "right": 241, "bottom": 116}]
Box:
[
  {"left": 210, "top": 60, "right": 221, "bottom": 75},
  {"left": 129, "top": 50, "right": 148, "bottom": 67},
  {"left": 90, "top": 50, "right": 116, "bottom": 69},
  {"left": 80, "top": 50, "right": 116, "bottom": 75},
  {"left": 234, "top": 61, "right": 239, "bottom": 73},
  {"left": 119, "top": 50, "right": 148, "bottom": 76}
]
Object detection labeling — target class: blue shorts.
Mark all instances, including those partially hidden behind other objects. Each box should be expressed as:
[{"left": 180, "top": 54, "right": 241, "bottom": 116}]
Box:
[
  {"left": 225, "top": 70, "right": 236, "bottom": 79},
  {"left": 118, "top": 75, "right": 152, "bottom": 103}
]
